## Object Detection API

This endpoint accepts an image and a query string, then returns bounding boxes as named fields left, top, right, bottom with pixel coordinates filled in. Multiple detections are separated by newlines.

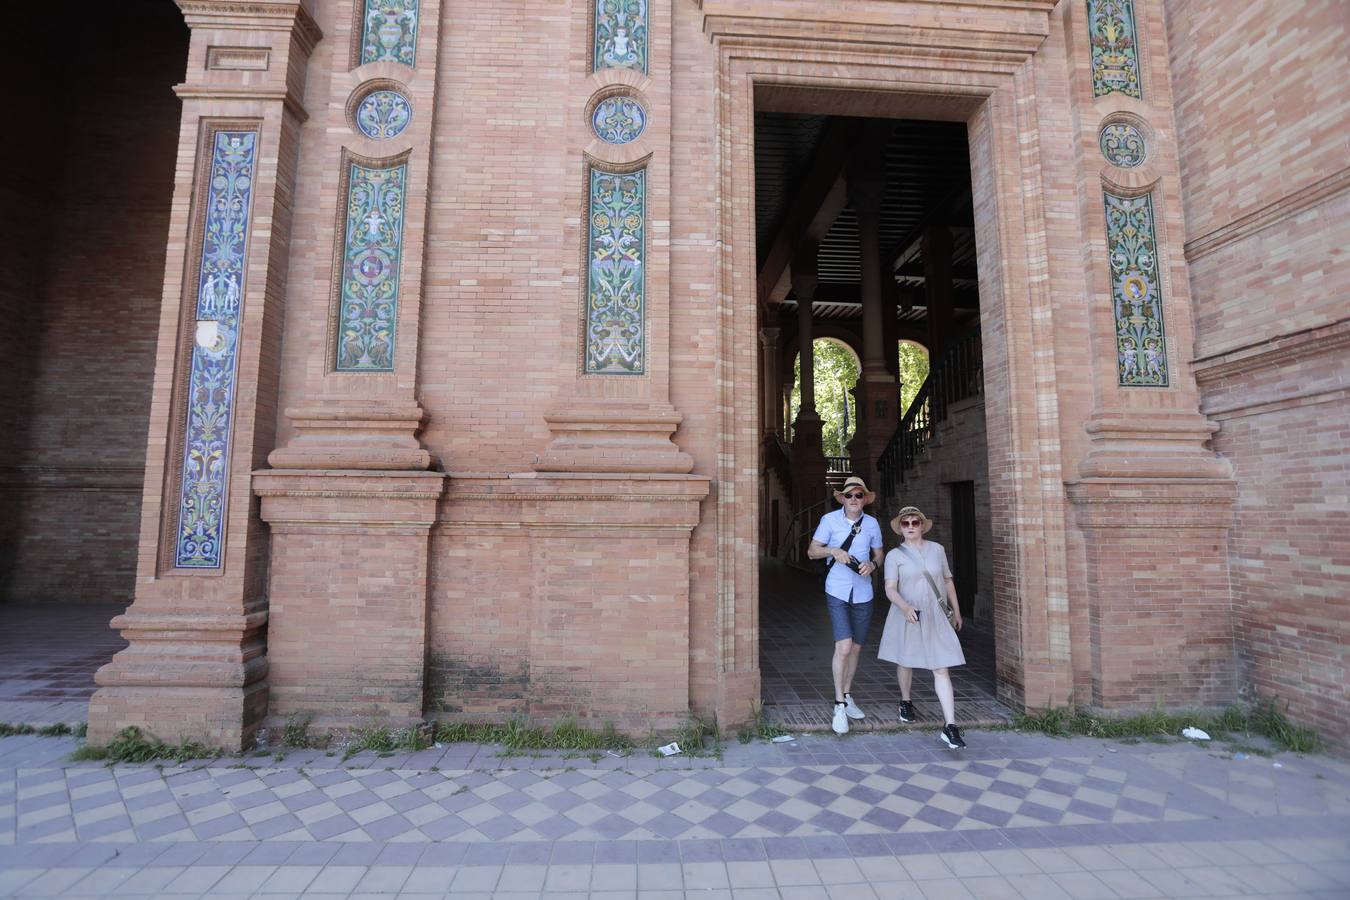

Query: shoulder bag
left=898, top=544, right=957, bottom=628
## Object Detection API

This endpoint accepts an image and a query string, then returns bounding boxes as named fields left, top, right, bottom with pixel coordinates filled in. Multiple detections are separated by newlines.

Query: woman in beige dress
left=877, top=505, right=967, bottom=749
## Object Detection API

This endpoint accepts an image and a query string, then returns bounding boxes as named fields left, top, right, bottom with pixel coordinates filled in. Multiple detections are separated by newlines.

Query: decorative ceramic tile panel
left=355, top=89, right=412, bottom=139
left=336, top=160, right=408, bottom=371
left=175, top=130, right=257, bottom=569
left=594, top=0, right=647, bottom=74
left=585, top=168, right=645, bottom=374
left=360, top=0, right=418, bottom=67
left=1087, top=0, right=1143, bottom=99
left=1099, top=122, right=1146, bottom=167
left=592, top=96, right=646, bottom=144
left=1104, top=191, right=1169, bottom=386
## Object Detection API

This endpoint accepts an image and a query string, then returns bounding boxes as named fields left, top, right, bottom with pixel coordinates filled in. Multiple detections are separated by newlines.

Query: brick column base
left=89, top=610, right=269, bottom=752
left=1067, top=478, right=1237, bottom=709
left=253, top=470, right=445, bottom=727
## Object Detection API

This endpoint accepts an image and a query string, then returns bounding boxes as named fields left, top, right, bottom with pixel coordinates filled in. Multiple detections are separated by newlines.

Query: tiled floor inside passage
left=0, top=603, right=127, bottom=725
left=759, top=557, right=1010, bottom=731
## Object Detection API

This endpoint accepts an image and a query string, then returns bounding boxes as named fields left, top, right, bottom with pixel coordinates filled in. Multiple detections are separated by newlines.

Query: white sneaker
left=843, top=693, right=865, bottom=720
left=831, top=703, right=849, bottom=734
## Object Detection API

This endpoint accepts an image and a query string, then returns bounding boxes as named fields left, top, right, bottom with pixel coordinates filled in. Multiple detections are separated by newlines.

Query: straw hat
left=890, top=505, right=934, bottom=535
left=832, top=476, right=875, bottom=505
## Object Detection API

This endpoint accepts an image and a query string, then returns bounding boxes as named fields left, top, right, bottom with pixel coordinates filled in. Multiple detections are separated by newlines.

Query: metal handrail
left=777, top=498, right=829, bottom=567
left=876, top=326, right=983, bottom=508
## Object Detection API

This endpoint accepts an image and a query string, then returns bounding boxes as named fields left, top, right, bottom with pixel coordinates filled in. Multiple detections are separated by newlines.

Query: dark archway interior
left=753, top=110, right=1006, bottom=729
left=0, top=0, right=188, bottom=719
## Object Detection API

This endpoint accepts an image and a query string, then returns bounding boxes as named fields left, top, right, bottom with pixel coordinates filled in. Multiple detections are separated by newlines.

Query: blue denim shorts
left=826, top=593, right=873, bottom=644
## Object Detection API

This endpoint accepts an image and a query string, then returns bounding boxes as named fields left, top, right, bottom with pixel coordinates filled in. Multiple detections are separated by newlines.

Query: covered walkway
left=0, top=603, right=126, bottom=726
left=759, top=558, right=1010, bottom=731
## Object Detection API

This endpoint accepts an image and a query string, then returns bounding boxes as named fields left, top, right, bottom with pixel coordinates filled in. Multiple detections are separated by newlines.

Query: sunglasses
left=843, top=492, right=865, bottom=500
left=900, top=519, right=923, bottom=528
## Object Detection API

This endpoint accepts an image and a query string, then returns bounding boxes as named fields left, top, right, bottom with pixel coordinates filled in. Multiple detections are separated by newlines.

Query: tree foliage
left=897, top=340, right=930, bottom=415
left=789, top=339, right=858, bottom=457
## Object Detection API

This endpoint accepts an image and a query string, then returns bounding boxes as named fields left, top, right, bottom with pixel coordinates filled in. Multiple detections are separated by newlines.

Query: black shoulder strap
left=827, top=516, right=864, bottom=569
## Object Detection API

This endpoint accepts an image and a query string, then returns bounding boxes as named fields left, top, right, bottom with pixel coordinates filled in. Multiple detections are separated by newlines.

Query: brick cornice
left=699, top=0, right=1055, bottom=63
left=176, top=0, right=322, bottom=54
left=1191, top=317, right=1350, bottom=383
left=1183, top=166, right=1350, bottom=263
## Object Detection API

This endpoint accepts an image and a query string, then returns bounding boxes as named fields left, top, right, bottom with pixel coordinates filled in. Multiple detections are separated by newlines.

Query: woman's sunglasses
left=899, top=519, right=923, bottom=528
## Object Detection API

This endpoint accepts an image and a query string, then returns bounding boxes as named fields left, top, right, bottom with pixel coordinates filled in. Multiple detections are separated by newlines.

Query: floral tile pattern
left=1099, top=122, right=1146, bottom=168
left=175, top=130, right=257, bottom=569
left=355, top=89, right=412, bottom=140
left=336, top=160, right=408, bottom=371
left=594, top=0, right=647, bottom=74
left=1104, top=191, right=1169, bottom=386
left=361, top=0, right=418, bottom=68
left=1087, top=0, right=1143, bottom=99
left=585, top=168, right=646, bottom=374
left=592, top=96, right=646, bottom=145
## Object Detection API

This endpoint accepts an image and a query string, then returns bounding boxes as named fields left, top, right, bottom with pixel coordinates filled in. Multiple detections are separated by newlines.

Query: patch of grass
left=433, top=717, right=634, bottom=756
left=68, top=726, right=223, bottom=764
left=342, top=722, right=435, bottom=760
left=670, top=716, right=722, bottom=759
left=0, top=722, right=87, bottom=738
left=1014, top=698, right=1322, bottom=754
left=282, top=715, right=330, bottom=750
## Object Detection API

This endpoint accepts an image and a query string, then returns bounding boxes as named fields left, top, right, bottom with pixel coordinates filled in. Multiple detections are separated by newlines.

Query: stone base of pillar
left=434, top=473, right=710, bottom=732
left=792, top=414, right=827, bottom=510
left=715, top=669, right=762, bottom=730
left=533, top=406, right=694, bottom=474
left=267, top=406, right=432, bottom=470
left=853, top=368, right=898, bottom=488
left=89, top=609, right=269, bottom=752
left=253, top=470, right=445, bottom=725
left=1067, top=477, right=1237, bottom=709
left=1080, top=411, right=1232, bottom=480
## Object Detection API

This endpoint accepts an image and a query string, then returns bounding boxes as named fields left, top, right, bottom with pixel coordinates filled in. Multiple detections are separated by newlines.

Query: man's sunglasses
left=843, top=492, right=865, bottom=500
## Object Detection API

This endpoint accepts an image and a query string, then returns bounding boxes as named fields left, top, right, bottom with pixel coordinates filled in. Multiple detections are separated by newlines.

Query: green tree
left=897, top=340, right=930, bottom=415
left=789, top=339, right=859, bottom=457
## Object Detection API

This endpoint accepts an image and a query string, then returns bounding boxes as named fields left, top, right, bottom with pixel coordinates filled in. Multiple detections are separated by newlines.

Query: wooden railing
left=876, top=326, right=983, bottom=507
left=825, top=456, right=852, bottom=473
left=777, top=498, right=828, bottom=568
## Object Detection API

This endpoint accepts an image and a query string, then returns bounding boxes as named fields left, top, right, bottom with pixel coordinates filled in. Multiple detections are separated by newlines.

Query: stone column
left=759, top=327, right=781, bottom=438
left=90, top=0, right=322, bottom=751
left=849, top=155, right=898, bottom=488
left=791, top=245, right=827, bottom=510
left=923, top=226, right=955, bottom=362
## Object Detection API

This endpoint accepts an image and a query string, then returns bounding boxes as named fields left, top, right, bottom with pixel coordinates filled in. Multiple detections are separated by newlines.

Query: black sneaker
left=941, top=723, right=966, bottom=749
left=898, top=701, right=916, bottom=723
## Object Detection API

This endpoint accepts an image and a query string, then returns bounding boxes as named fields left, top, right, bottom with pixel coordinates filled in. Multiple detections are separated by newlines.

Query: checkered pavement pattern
left=3, top=750, right=1338, bottom=848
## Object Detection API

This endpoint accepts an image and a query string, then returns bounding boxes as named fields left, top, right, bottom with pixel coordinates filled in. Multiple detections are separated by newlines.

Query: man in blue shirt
left=808, top=476, right=885, bottom=734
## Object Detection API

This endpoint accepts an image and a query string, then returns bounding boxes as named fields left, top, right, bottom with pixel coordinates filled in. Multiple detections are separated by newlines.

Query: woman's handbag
left=899, top=544, right=957, bottom=628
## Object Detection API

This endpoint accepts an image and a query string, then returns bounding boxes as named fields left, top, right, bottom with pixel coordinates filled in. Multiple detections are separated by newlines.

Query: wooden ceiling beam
left=757, top=118, right=865, bottom=305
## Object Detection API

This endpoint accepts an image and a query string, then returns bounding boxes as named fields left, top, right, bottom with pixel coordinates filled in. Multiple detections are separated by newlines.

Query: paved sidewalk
left=2, top=729, right=1349, bottom=898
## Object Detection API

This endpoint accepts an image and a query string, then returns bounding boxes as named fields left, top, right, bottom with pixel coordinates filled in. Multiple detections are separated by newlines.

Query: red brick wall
left=0, top=3, right=186, bottom=603
left=1166, top=0, right=1350, bottom=745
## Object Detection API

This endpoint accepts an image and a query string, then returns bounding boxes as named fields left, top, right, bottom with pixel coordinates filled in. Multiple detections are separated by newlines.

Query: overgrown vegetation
left=669, top=716, right=722, bottom=758
left=1014, top=699, right=1321, bottom=754
left=432, top=717, right=634, bottom=756
left=738, top=701, right=789, bottom=744
left=0, top=722, right=84, bottom=737
left=68, top=726, right=222, bottom=764
left=281, top=714, right=331, bottom=750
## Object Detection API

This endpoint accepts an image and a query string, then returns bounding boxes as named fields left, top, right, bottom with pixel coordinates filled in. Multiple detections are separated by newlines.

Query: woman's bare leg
left=934, top=667, right=956, bottom=724
left=896, top=666, right=913, bottom=700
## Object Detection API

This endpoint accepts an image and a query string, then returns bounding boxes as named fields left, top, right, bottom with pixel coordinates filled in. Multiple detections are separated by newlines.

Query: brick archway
left=708, top=8, right=1078, bottom=723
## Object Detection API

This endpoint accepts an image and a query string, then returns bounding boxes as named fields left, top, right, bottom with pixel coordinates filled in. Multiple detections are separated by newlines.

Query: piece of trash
left=1105, top=746, right=1118, bottom=753
left=1233, top=751, right=1248, bottom=760
left=1181, top=727, right=1211, bottom=741
left=771, top=735, right=795, bottom=743
left=658, top=742, right=682, bottom=756
left=434, top=743, right=444, bottom=749
left=1272, top=762, right=1283, bottom=768
left=606, top=749, right=626, bottom=758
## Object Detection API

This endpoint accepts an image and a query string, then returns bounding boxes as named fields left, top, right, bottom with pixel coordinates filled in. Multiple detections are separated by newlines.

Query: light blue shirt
left=812, top=509, right=884, bottom=603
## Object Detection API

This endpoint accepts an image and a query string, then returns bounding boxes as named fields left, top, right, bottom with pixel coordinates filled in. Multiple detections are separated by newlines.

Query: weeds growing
left=1014, top=699, right=1321, bottom=754
left=68, top=726, right=223, bottom=764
